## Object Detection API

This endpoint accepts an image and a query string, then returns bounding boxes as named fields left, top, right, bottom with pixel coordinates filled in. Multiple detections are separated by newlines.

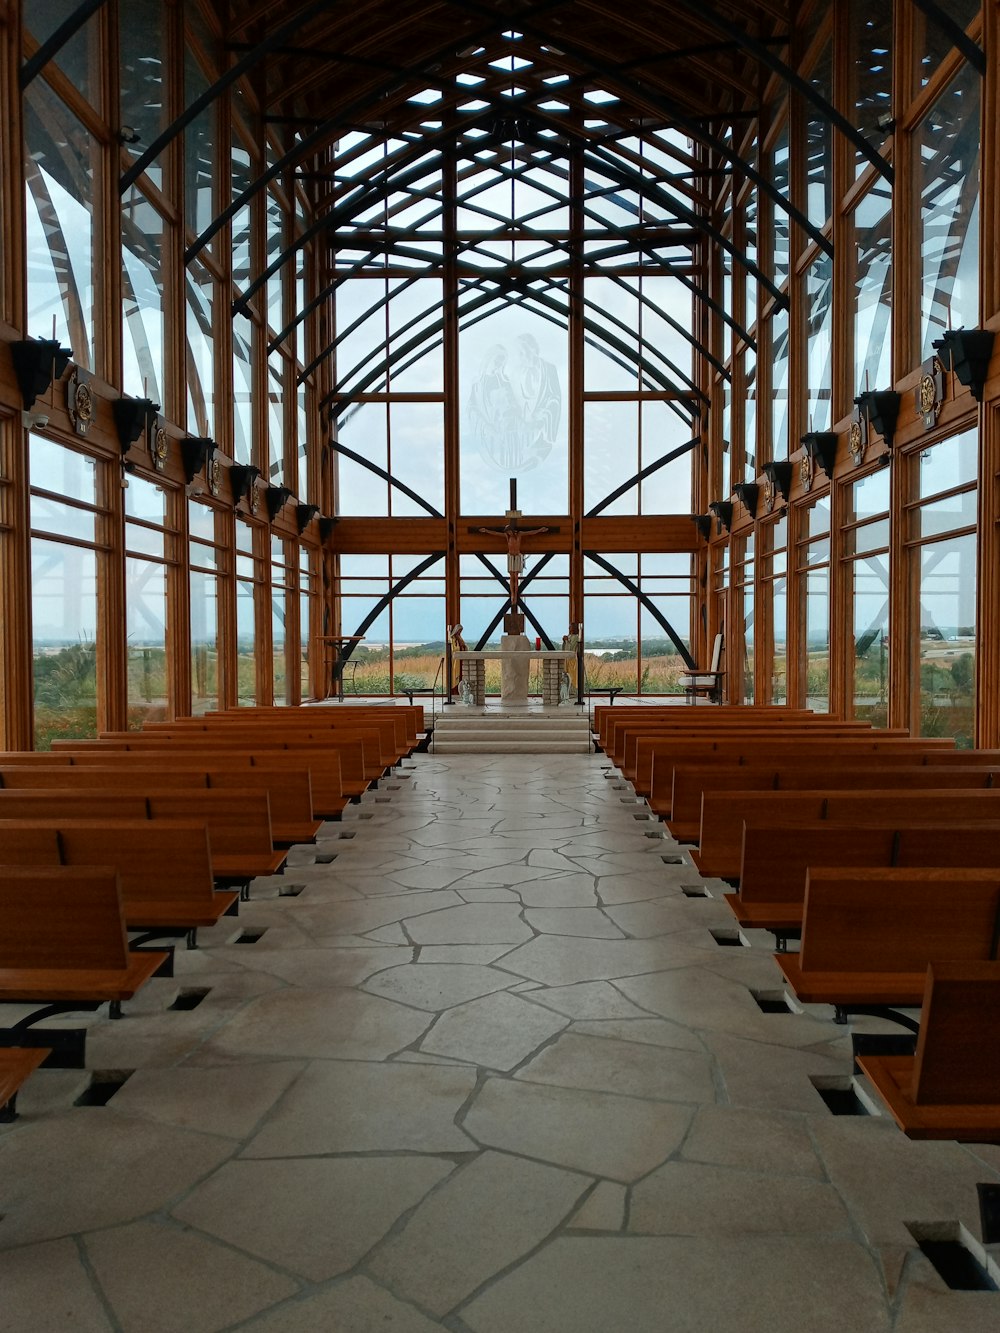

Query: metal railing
left=429, top=655, right=445, bottom=751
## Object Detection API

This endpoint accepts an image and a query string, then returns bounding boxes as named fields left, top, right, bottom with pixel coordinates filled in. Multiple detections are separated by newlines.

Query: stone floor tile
left=234, top=945, right=413, bottom=987
left=496, top=935, right=709, bottom=986
left=403, top=903, right=533, bottom=945
left=567, top=1181, right=627, bottom=1232
left=808, top=1117, right=1000, bottom=1246
left=603, top=898, right=732, bottom=938
left=458, top=888, right=522, bottom=902
left=175, top=1155, right=452, bottom=1281
left=0, top=1237, right=113, bottom=1331
left=515, top=875, right=600, bottom=908
left=463, top=1076, right=691, bottom=1182
left=242, top=1059, right=477, bottom=1156
left=458, top=863, right=565, bottom=887
left=364, top=923, right=411, bottom=943
left=892, top=1255, right=1000, bottom=1332
left=567, top=1017, right=705, bottom=1052
left=199, top=986, right=430, bottom=1060
left=104, top=1061, right=305, bottom=1139
left=414, top=944, right=519, bottom=965
left=515, top=1031, right=715, bottom=1103
left=520, top=980, right=652, bottom=1020
left=369, top=1150, right=588, bottom=1315
left=614, top=966, right=841, bottom=1048
left=460, top=1236, right=891, bottom=1333
left=680, top=1104, right=825, bottom=1178
left=362, top=962, right=519, bottom=1010
left=593, top=873, right=679, bottom=905
left=237, top=1277, right=447, bottom=1332
left=385, top=864, right=474, bottom=890
left=420, top=991, right=569, bottom=1069
left=700, top=1031, right=846, bottom=1114
left=523, top=907, right=624, bottom=938
left=297, top=889, right=465, bottom=938
left=0, top=1111, right=232, bottom=1247
left=629, top=1160, right=850, bottom=1236
left=84, top=1219, right=297, bottom=1333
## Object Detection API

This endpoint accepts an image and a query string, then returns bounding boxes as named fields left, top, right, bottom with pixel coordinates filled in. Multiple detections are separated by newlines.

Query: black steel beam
left=331, top=439, right=443, bottom=518
left=583, top=551, right=696, bottom=669
left=341, top=553, right=446, bottom=665
left=586, top=437, right=699, bottom=517
left=21, top=0, right=107, bottom=87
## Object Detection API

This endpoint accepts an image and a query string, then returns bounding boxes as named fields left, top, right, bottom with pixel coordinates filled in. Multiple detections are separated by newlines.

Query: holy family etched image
left=468, top=332, right=561, bottom=474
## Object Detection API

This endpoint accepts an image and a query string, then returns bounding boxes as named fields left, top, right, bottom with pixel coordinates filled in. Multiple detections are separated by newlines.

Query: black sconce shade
left=113, top=397, right=159, bottom=453
left=801, top=431, right=838, bottom=479
left=854, top=390, right=901, bottom=448
left=295, top=504, right=320, bottom=534
left=933, top=328, right=996, bottom=402
left=762, top=460, right=794, bottom=502
left=230, top=464, right=261, bottom=504
left=693, top=513, right=712, bottom=541
left=319, top=516, right=338, bottom=542
left=265, top=485, right=294, bottom=522
left=708, top=500, right=733, bottom=533
left=11, top=339, right=72, bottom=409
left=733, top=482, right=759, bottom=519
left=182, top=437, right=215, bottom=484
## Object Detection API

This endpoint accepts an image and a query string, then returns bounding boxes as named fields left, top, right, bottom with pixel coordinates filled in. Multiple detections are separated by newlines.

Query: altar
left=454, top=646, right=576, bottom=707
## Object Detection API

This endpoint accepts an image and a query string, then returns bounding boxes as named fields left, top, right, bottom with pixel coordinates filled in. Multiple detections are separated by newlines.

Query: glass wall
left=844, top=469, right=891, bottom=725
left=28, top=436, right=103, bottom=747
left=189, top=502, right=222, bottom=716
left=125, top=475, right=173, bottom=727
left=797, top=495, right=831, bottom=713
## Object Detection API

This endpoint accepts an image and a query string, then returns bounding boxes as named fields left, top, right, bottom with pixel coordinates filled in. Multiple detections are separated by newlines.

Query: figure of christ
left=474, top=521, right=550, bottom=612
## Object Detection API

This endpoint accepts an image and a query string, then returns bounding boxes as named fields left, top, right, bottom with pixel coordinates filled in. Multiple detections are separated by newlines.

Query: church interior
left=3, top=1, right=1000, bottom=1328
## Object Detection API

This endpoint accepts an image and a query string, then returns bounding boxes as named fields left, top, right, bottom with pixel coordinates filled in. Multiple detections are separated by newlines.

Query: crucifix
left=475, top=478, right=550, bottom=624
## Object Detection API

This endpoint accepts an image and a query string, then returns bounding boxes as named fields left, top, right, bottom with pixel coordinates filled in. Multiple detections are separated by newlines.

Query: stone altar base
left=500, top=634, right=531, bottom=706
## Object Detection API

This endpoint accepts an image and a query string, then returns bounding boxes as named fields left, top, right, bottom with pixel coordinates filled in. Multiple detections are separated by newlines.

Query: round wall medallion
left=151, top=424, right=169, bottom=471
left=67, top=371, right=94, bottom=436
left=848, top=417, right=865, bottom=467
left=208, top=455, right=222, bottom=497
left=762, top=475, right=777, bottom=513
left=799, top=451, right=814, bottom=493
left=248, top=481, right=261, bottom=514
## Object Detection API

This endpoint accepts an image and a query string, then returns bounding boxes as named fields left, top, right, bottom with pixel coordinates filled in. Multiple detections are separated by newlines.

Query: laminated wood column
left=568, top=147, right=584, bottom=630
left=443, top=148, right=460, bottom=633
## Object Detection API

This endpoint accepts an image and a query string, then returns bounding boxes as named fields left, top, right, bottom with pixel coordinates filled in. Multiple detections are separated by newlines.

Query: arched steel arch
left=340, top=551, right=446, bottom=667
left=172, top=19, right=836, bottom=268
left=583, top=551, right=696, bottom=668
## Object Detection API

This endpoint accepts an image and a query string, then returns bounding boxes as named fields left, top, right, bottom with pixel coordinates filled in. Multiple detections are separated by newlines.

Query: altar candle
left=535, top=636, right=541, bottom=650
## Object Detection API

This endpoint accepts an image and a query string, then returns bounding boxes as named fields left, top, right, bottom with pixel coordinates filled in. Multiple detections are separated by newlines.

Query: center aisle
left=3, top=752, right=999, bottom=1331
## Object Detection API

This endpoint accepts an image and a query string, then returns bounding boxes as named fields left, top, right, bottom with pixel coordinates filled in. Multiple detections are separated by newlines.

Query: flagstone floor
left=3, top=752, right=1000, bottom=1332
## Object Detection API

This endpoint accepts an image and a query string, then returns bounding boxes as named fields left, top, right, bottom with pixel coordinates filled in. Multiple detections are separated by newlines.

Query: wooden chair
left=857, top=963, right=1000, bottom=1141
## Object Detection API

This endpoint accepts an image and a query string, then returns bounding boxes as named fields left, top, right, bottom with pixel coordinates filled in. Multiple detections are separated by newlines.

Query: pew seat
left=857, top=963, right=1000, bottom=1141
left=0, top=1047, right=50, bottom=1122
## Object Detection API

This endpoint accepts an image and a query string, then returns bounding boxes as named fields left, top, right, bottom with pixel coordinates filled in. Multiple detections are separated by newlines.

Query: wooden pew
left=726, top=822, right=1000, bottom=939
left=693, top=789, right=1000, bottom=880
left=0, top=763, right=318, bottom=846
left=57, top=733, right=374, bottom=796
left=857, top=963, right=1000, bottom=1141
left=593, top=704, right=813, bottom=754
left=0, top=774, right=285, bottom=890
left=0, top=865, right=170, bottom=1066
left=0, top=819, right=240, bottom=947
left=775, top=867, right=1000, bottom=1012
left=642, top=735, right=954, bottom=805
left=32, top=747, right=349, bottom=820
left=0, top=1048, right=50, bottom=1122
left=206, top=703, right=424, bottom=747
left=664, top=755, right=1000, bottom=834
left=123, top=717, right=403, bottom=770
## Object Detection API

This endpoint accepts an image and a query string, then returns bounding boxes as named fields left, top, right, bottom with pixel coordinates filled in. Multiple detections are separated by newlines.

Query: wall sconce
left=708, top=500, right=733, bottom=534
left=692, top=514, right=712, bottom=541
left=854, top=389, right=901, bottom=449
left=762, top=460, right=793, bottom=505
left=319, top=516, right=338, bottom=542
left=182, top=437, right=215, bottom=484
left=113, top=396, right=159, bottom=461
left=295, top=503, right=320, bottom=534
left=265, top=484, right=294, bottom=522
left=801, top=431, right=838, bottom=480
left=932, top=328, right=996, bottom=403
left=230, top=464, right=261, bottom=504
left=10, top=339, right=72, bottom=409
left=732, top=482, right=759, bottom=519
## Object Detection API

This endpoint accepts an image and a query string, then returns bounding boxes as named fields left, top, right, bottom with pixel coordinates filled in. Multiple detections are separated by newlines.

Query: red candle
left=535, top=636, right=541, bottom=650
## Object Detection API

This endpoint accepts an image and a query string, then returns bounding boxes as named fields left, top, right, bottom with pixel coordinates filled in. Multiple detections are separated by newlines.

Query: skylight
left=458, top=100, right=490, bottom=112
left=584, top=89, right=618, bottom=105
left=407, top=88, right=442, bottom=105
left=456, top=72, right=485, bottom=86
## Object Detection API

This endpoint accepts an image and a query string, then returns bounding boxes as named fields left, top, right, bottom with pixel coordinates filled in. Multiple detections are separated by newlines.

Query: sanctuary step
left=431, top=708, right=593, bottom=754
